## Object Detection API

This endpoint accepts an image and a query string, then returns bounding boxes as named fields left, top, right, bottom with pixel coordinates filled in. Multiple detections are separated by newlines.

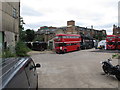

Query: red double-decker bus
left=106, top=35, right=117, bottom=50
left=117, top=35, right=120, bottom=50
left=54, top=34, right=81, bottom=53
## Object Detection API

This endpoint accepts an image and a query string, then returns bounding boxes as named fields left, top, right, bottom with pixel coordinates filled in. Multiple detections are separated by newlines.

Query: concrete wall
left=4, top=31, right=16, bottom=52
left=0, top=2, right=20, bottom=52
left=0, top=1, right=2, bottom=32
left=0, top=32, right=3, bottom=57
left=2, top=2, right=20, bottom=34
left=118, top=1, right=120, bottom=26
left=0, top=1, right=2, bottom=57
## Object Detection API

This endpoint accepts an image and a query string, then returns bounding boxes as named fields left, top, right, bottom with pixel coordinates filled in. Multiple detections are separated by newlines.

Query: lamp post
left=45, top=29, right=50, bottom=42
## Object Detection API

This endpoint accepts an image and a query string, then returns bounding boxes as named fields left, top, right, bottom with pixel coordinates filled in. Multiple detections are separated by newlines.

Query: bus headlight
left=60, top=47, right=62, bottom=50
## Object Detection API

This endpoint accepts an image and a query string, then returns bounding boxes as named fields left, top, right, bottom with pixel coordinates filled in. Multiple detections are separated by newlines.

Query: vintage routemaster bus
left=106, top=35, right=117, bottom=50
left=54, top=34, right=81, bottom=53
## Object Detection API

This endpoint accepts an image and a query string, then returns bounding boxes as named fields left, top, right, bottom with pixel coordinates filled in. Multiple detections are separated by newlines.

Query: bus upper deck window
left=55, top=36, right=59, bottom=38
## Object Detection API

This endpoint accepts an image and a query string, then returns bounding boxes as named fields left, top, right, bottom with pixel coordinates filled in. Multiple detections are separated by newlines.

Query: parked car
left=1, top=57, right=41, bottom=89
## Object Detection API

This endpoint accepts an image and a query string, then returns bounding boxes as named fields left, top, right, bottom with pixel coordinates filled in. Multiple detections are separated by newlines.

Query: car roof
left=0, top=57, right=32, bottom=88
left=107, top=35, right=116, bottom=37
left=56, top=34, right=80, bottom=36
left=99, top=40, right=106, bottom=42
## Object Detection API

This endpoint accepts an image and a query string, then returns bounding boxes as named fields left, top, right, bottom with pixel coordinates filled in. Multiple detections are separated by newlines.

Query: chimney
left=67, top=20, right=75, bottom=26
left=91, top=25, right=93, bottom=29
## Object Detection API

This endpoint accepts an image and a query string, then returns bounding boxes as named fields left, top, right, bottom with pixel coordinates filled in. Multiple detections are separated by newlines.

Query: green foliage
left=94, top=35, right=99, bottom=40
left=20, top=30, right=26, bottom=42
left=93, top=33, right=106, bottom=41
left=19, top=17, right=25, bottom=41
left=34, top=35, right=44, bottom=42
left=25, top=29, right=35, bottom=42
left=16, top=41, right=31, bottom=57
left=112, top=54, right=120, bottom=59
left=3, top=49, right=16, bottom=58
left=19, top=27, right=35, bottom=42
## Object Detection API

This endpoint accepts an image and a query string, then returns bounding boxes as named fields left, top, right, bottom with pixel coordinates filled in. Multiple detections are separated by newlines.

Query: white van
left=97, top=40, right=106, bottom=49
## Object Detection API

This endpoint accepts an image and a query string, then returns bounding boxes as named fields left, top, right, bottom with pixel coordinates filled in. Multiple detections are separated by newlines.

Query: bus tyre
left=63, top=49, right=66, bottom=54
left=65, top=49, right=67, bottom=53
left=56, top=51, right=59, bottom=54
left=77, top=47, right=80, bottom=51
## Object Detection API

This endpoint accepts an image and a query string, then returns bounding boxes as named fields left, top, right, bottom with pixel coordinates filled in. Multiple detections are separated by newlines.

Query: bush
left=16, top=41, right=31, bottom=57
left=3, top=49, right=16, bottom=58
left=112, top=54, right=120, bottom=59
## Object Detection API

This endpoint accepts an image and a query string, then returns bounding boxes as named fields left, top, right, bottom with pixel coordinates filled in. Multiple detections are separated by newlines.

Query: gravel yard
left=30, top=49, right=119, bottom=88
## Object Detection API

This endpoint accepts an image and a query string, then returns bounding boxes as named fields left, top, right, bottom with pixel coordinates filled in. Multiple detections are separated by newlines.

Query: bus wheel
left=77, top=47, right=80, bottom=51
left=56, top=51, right=59, bottom=54
left=63, top=49, right=67, bottom=54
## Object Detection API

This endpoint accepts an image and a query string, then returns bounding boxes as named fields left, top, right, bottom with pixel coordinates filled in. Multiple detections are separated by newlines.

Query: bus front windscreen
left=55, top=43, right=66, bottom=47
left=55, top=36, right=62, bottom=39
left=107, top=42, right=116, bottom=45
left=107, top=37, right=115, bottom=39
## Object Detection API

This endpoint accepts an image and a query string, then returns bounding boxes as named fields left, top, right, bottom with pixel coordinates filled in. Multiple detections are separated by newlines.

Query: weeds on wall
left=2, top=49, right=16, bottom=58
left=15, top=41, right=31, bottom=57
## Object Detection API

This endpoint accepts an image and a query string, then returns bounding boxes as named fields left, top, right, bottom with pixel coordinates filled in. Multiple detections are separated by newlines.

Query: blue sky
left=21, top=0, right=119, bottom=35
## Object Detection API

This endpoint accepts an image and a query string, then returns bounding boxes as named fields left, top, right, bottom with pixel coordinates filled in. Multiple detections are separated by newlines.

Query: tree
left=93, top=33, right=106, bottom=41
left=93, top=35, right=98, bottom=40
left=25, top=29, right=35, bottom=42
left=19, top=17, right=26, bottom=41
left=34, top=35, right=44, bottom=42
left=19, top=17, right=35, bottom=42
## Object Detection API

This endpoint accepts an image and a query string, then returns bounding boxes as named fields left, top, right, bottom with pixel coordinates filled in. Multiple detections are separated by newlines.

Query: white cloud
left=21, top=0, right=119, bottom=35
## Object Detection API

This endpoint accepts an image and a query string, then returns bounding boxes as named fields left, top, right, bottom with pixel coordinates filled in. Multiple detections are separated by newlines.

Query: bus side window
left=63, top=43, right=66, bottom=46
left=63, top=36, right=66, bottom=38
left=67, top=44, right=71, bottom=46
left=71, top=43, right=74, bottom=46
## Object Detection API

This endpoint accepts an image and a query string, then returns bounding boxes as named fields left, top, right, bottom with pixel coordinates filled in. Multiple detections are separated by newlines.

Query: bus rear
left=106, top=35, right=117, bottom=50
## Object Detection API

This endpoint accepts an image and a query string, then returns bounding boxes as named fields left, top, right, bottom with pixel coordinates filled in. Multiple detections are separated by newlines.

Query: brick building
left=65, top=20, right=106, bottom=40
left=66, top=20, right=77, bottom=34
left=36, top=26, right=57, bottom=42
left=36, top=20, right=107, bottom=42
left=113, top=25, right=120, bottom=35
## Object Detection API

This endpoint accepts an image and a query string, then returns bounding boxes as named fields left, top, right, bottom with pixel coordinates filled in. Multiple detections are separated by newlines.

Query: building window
left=4, top=42, right=7, bottom=50
left=13, top=8, right=17, bottom=18
left=15, top=35, right=17, bottom=41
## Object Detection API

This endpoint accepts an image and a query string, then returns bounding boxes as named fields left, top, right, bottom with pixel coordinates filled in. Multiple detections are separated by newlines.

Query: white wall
left=4, top=31, right=16, bottom=52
